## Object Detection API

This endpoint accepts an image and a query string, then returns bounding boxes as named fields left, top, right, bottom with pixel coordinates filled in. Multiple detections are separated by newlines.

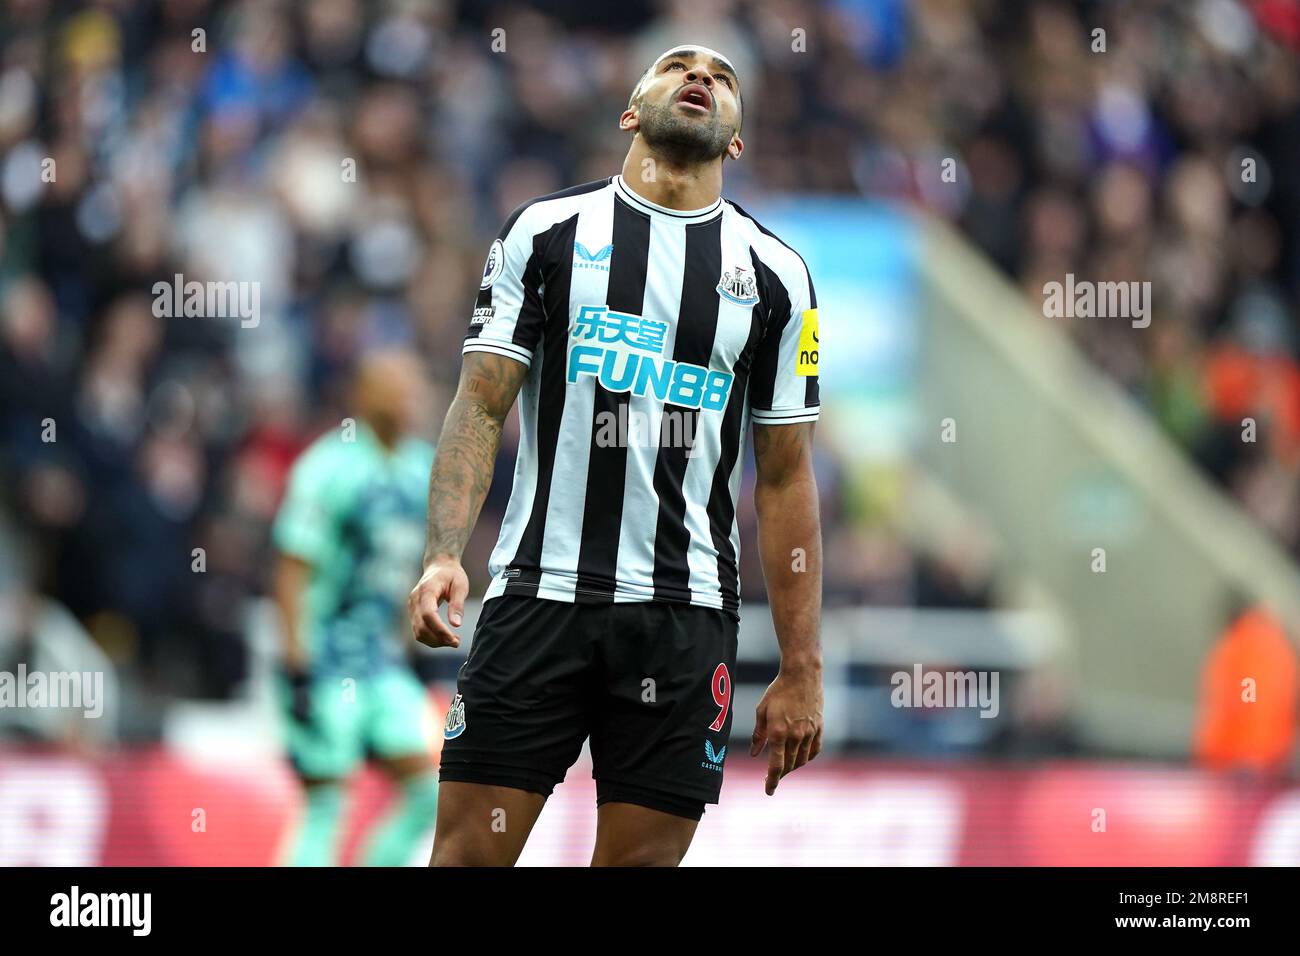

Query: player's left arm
left=750, top=419, right=823, bottom=795
left=747, top=248, right=823, bottom=795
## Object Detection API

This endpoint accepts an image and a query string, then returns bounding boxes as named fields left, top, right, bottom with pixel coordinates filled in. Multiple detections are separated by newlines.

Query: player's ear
left=727, top=133, right=744, bottom=161
left=619, top=107, right=640, bottom=133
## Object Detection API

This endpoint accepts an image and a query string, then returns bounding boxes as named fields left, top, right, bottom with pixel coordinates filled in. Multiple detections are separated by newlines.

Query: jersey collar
left=613, top=175, right=723, bottom=224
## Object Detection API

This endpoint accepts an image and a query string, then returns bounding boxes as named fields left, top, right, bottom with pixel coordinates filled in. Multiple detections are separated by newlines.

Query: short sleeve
left=272, top=445, right=339, bottom=564
left=748, top=257, right=820, bottom=425
left=462, top=207, right=544, bottom=368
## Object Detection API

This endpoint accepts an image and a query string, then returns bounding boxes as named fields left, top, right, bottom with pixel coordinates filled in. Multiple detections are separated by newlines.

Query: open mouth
left=676, top=85, right=712, bottom=114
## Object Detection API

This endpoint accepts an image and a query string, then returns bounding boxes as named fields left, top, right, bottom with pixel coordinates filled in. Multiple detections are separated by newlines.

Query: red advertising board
left=1, top=748, right=1296, bottom=866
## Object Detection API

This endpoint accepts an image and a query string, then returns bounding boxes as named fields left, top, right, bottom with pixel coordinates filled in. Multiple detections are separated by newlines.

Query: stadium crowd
left=1, top=0, right=1297, bottom=733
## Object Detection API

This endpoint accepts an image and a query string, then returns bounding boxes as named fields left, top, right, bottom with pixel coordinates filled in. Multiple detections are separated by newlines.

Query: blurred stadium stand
left=918, top=216, right=1300, bottom=756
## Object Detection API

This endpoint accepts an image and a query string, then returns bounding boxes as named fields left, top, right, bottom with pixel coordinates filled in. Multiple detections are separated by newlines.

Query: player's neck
left=620, top=145, right=722, bottom=212
left=363, top=418, right=401, bottom=453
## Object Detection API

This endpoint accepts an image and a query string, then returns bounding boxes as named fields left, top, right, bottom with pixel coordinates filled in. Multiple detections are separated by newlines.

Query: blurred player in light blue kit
left=271, top=349, right=439, bottom=866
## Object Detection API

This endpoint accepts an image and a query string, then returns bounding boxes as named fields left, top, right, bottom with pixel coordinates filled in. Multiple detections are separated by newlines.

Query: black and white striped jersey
left=463, top=174, right=820, bottom=617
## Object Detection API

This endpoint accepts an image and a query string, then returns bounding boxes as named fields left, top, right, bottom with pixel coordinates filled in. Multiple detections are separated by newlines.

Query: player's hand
left=282, top=666, right=314, bottom=725
left=408, top=557, right=469, bottom=649
left=750, top=663, right=823, bottom=795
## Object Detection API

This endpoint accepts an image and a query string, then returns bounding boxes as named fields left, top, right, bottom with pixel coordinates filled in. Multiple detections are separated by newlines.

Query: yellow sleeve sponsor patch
left=796, top=308, right=819, bottom=376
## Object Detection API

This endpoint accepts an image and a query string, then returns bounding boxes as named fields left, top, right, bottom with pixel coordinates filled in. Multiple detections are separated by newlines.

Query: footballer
left=273, top=350, right=440, bottom=866
left=409, top=45, right=823, bottom=866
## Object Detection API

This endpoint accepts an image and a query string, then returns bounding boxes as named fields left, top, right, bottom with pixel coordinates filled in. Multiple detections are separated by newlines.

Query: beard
left=636, top=98, right=735, bottom=165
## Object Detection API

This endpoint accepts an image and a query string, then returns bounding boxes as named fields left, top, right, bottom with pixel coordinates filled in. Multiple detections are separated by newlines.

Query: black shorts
left=438, top=595, right=739, bottom=821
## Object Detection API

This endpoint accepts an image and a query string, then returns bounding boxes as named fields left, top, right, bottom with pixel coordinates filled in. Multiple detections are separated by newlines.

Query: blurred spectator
left=0, top=527, right=118, bottom=747
left=1193, top=602, right=1299, bottom=774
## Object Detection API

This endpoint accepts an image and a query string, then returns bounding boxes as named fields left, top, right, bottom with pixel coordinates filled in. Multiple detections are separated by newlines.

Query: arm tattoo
left=423, top=353, right=528, bottom=564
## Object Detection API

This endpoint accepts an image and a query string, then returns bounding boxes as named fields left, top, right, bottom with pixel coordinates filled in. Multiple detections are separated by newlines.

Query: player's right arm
left=410, top=203, right=543, bottom=649
left=272, top=553, right=311, bottom=672
left=271, top=552, right=316, bottom=723
left=272, top=443, right=340, bottom=721
left=408, top=351, right=528, bottom=648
